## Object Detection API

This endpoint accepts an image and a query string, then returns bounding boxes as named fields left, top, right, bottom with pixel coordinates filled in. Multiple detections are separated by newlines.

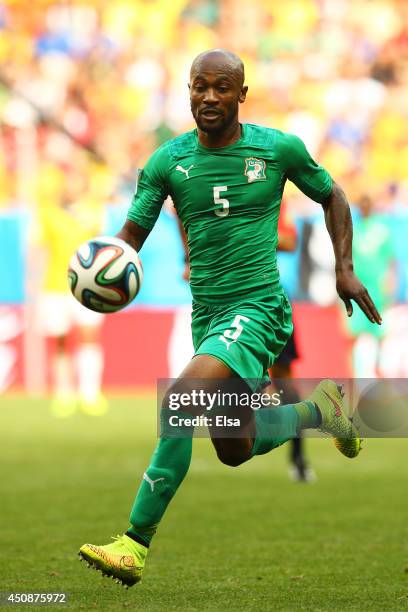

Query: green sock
left=128, top=409, right=193, bottom=546
left=294, top=400, right=321, bottom=429
left=251, top=401, right=319, bottom=457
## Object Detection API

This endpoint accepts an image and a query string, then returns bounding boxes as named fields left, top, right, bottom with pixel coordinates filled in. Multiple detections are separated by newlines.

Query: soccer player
left=346, top=194, right=394, bottom=377
left=37, top=182, right=107, bottom=417
left=79, top=49, right=381, bottom=586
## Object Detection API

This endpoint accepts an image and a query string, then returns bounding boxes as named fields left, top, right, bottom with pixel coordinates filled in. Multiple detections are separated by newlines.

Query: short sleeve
left=127, top=145, right=170, bottom=230
left=277, top=133, right=333, bottom=204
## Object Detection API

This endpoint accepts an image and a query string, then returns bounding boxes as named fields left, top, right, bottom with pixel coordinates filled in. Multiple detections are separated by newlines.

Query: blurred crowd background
left=0, top=0, right=407, bottom=397
left=1, top=0, right=408, bottom=207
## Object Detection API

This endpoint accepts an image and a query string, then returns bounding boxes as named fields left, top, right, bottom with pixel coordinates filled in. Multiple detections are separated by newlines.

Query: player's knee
left=162, top=381, right=193, bottom=413
left=216, top=448, right=248, bottom=467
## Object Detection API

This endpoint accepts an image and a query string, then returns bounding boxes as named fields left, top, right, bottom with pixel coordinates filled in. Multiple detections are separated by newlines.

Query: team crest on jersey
left=244, top=158, right=266, bottom=183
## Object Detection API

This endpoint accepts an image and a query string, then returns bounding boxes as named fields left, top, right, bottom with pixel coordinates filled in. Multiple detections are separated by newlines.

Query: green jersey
left=128, top=123, right=332, bottom=304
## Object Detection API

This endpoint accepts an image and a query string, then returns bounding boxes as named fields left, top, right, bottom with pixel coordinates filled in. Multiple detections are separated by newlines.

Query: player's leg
left=79, top=353, right=238, bottom=586
left=270, top=362, right=306, bottom=475
left=352, top=332, right=380, bottom=378
left=37, top=293, right=76, bottom=417
left=50, top=335, right=77, bottom=417
left=197, top=294, right=360, bottom=466
left=73, top=301, right=107, bottom=416
left=270, top=357, right=315, bottom=482
left=193, top=294, right=319, bottom=466
left=78, top=350, right=322, bottom=586
left=348, top=305, right=383, bottom=378
left=167, top=305, right=194, bottom=378
left=209, top=378, right=320, bottom=467
left=209, top=377, right=361, bottom=468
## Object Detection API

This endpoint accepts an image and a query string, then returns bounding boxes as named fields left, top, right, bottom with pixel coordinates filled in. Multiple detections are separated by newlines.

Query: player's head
left=358, top=194, right=374, bottom=218
left=189, top=49, right=248, bottom=134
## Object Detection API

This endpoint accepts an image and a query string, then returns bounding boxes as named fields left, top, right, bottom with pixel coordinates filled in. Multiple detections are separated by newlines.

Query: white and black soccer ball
left=68, top=236, right=143, bottom=313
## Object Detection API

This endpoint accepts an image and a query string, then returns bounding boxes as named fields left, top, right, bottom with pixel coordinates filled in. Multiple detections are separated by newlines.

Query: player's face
left=189, top=65, right=247, bottom=134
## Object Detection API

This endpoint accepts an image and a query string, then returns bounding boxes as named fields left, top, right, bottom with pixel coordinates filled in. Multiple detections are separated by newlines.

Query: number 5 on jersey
left=219, top=314, right=250, bottom=349
left=213, top=186, right=229, bottom=217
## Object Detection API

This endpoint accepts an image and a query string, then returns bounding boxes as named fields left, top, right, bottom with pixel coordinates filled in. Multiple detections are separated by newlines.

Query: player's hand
left=336, top=270, right=382, bottom=324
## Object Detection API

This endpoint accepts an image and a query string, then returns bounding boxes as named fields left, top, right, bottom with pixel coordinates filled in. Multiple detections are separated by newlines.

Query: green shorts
left=191, top=286, right=293, bottom=391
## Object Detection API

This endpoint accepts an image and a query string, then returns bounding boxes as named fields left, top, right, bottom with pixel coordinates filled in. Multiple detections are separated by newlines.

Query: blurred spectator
left=0, top=0, right=407, bottom=215
left=36, top=175, right=108, bottom=417
left=346, top=194, right=394, bottom=378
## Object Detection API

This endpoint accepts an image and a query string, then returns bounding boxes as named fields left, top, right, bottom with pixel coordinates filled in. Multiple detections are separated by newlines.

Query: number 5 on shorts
left=219, top=314, right=250, bottom=349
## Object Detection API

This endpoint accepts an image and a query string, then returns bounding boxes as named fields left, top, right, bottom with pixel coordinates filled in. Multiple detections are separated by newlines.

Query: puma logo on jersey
left=176, top=164, right=194, bottom=179
left=143, top=472, right=165, bottom=492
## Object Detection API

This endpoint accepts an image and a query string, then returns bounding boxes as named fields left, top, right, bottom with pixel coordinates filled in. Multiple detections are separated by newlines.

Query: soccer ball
left=68, top=236, right=143, bottom=313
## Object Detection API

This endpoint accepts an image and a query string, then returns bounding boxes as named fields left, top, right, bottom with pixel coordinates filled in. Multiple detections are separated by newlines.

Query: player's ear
left=239, top=85, right=248, bottom=103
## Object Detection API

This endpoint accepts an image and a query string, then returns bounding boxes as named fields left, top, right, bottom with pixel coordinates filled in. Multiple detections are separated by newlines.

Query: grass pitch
left=1, top=394, right=408, bottom=611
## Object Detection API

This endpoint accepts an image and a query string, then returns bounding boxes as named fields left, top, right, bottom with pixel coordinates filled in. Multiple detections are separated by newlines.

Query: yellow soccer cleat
left=79, top=393, right=109, bottom=417
left=79, top=535, right=147, bottom=587
left=50, top=395, right=77, bottom=418
left=308, top=379, right=362, bottom=458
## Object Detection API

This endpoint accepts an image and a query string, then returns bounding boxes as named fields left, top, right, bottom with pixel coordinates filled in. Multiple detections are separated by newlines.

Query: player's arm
left=322, top=182, right=381, bottom=324
left=116, top=147, right=170, bottom=252
left=116, top=220, right=150, bottom=252
left=280, top=133, right=381, bottom=324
